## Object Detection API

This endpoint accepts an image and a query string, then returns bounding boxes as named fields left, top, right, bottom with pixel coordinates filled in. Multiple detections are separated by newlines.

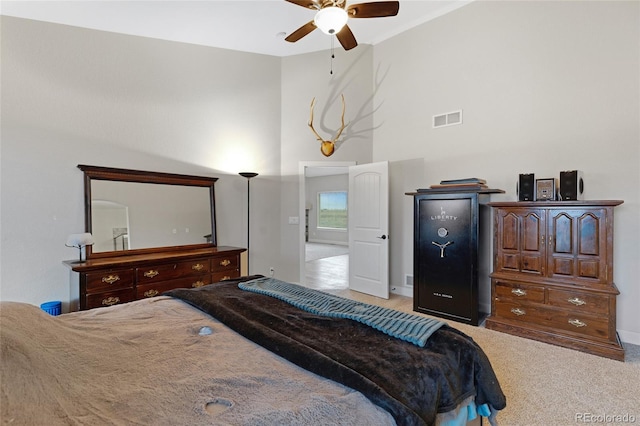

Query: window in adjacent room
left=317, top=191, right=347, bottom=230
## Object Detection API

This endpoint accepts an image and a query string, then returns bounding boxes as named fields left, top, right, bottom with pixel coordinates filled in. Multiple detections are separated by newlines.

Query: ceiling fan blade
left=284, top=0, right=321, bottom=10
left=347, top=1, right=400, bottom=18
left=336, top=24, right=358, bottom=51
left=285, top=21, right=317, bottom=43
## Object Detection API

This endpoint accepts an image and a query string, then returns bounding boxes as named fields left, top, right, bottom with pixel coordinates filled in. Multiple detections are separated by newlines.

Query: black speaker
left=518, top=173, right=535, bottom=201
left=559, top=170, right=584, bottom=201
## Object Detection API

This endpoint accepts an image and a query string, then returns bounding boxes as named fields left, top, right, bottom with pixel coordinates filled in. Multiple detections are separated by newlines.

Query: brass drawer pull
left=192, top=281, right=206, bottom=288
left=510, top=308, right=526, bottom=316
left=102, top=275, right=120, bottom=285
left=568, top=319, right=587, bottom=328
left=144, top=270, right=159, bottom=278
left=219, top=259, right=231, bottom=267
left=144, top=289, right=159, bottom=298
left=568, top=297, right=586, bottom=306
left=220, top=276, right=231, bottom=281
left=102, top=296, right=120, bottom=306
left=192, top=263, right=205, bottom=271
left=511, top=288, right=527, bottom=297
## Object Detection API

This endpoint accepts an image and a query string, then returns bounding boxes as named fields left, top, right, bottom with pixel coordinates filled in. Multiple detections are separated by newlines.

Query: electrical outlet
left=269, top=267, right=274, bottom=277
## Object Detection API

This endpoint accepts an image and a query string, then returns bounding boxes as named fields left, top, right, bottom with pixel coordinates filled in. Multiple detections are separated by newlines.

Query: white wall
left=0, top=17, right=283, bottom=310
left=372, top=1, right=640, bottom=343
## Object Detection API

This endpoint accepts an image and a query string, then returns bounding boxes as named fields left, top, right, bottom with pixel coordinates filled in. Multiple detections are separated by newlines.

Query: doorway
left=299, top=161, right=355, bottom=289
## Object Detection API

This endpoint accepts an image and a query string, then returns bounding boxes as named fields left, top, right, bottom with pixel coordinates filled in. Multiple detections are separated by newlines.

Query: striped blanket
left=239, top=277, right=445, bottom=347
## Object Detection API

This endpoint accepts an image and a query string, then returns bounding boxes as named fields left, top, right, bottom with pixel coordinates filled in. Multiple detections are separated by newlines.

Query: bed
left=1, top=276, right=505, bottom=425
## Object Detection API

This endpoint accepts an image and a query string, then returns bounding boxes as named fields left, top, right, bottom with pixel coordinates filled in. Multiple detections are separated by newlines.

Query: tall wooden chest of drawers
left=66, top=246, right=245, bottom=310
left=485, top=201, right=624, bottom=361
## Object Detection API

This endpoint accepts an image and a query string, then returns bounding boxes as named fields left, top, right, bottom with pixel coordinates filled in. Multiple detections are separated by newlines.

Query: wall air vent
left=433, top=110, right=463, bottom=128
left=405, top=274, right=414, bottom=287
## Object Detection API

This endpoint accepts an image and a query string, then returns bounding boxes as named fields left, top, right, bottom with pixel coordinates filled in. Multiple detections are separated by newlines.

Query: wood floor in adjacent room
left=305, top=243, right=348, bottom=291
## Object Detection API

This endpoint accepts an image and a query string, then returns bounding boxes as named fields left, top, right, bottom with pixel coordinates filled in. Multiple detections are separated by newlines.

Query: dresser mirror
left=79, top=165, right=217, bottom=259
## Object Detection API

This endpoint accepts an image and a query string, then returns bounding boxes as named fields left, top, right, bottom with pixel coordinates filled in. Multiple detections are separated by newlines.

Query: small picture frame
left=536, top=178, right=556, bottom=201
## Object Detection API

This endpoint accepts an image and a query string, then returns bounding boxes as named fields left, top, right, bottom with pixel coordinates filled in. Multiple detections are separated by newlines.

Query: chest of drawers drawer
left=137, top=258, right=210, bottom=284
left=211, top=270, right=240, bottom=282
left=547, top=288, right=609, bottom=316
left=211, top=255, right=239, bottom=272
left=136, top=275, right=213, bottom=299
left=85, top=288, right=136, bottom=309
left=85, top=269, right=134, bottom=293
left=494, top=281, right=544, bottom=303
left=494, top=300, right=611, bottom=341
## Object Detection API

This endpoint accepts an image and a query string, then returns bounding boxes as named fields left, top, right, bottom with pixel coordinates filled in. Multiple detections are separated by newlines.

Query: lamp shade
left=65, top=233, right=95, bottom=248
left=314, top=7, right=348, bottom=35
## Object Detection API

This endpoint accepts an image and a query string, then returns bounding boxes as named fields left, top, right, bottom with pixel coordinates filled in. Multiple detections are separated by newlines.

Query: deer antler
left=309, top=94, right=347, bottom=157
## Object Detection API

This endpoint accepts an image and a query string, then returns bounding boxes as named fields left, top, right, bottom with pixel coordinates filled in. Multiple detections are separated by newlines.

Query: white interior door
left=348, top=161, right=389, bottom=299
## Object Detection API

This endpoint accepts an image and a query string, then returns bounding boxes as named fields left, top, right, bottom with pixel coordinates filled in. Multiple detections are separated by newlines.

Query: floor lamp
left=239, top=172, right=258, bottom=274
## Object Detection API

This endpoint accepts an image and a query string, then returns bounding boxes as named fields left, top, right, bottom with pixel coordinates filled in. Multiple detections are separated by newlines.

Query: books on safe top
left=438, top=178, right=487, bottom=185
left=428, top=183, right=488, bottom=189
left=415, top=177, right=490, bottom=192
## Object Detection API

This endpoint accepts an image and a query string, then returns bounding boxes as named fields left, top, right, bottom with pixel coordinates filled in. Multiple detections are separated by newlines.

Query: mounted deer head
left=309, top=94, right=348, bottom=157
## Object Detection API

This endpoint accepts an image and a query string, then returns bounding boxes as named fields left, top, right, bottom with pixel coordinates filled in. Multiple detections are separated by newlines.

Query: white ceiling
left=1, top=0, right=471, bottom=57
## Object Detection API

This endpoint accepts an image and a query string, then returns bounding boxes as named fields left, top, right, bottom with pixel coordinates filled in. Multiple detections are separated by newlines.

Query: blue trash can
left=40, top=301, right=62, bottom=316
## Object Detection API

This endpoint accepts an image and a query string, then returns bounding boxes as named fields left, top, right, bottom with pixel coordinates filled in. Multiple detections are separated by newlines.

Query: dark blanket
left=166, top=276, right=506, bottom=426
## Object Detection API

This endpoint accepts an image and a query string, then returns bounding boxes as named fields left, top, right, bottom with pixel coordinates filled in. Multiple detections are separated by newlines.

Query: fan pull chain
left=330, top=37, right=335, bottom=75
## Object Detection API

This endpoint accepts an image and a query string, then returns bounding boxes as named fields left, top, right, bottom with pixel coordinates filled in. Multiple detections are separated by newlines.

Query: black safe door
left=414, top=195, right=478, bottom=324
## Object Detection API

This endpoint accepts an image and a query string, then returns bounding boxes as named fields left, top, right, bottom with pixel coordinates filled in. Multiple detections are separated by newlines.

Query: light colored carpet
left=325, top=289, right=640, bottom=426
left=305, top=243, right=349, bottom=262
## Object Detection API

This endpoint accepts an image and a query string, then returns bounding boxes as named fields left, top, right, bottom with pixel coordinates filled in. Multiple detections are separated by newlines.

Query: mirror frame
left=78, top=164, right=217, bottom=259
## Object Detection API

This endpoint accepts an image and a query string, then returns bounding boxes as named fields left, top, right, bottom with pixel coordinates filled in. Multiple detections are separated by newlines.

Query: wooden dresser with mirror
left=65, top=165, right=245, bottom=311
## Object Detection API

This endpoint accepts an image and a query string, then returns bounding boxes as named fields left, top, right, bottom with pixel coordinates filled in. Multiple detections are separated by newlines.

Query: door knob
left=377, top=235, right=387, bottom=240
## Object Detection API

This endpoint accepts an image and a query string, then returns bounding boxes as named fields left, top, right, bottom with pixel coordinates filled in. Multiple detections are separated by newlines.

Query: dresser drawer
left=547, top=289, right=609, bottom=316
left=85, top=288, right=136, bottom=309
left=494, top=280, right=545, bottom=303
left=495, top=300, right=545, bottom=324
left=495, top=300, right=610, bottom=340
left=85, top=269, right=134, bottom=293
left=211, top=255, right=239, bottom=272
left=136, top=275, right=212, bottom=299
left=137, top=258, right=211, bottom=283
left=212, top=269, right=240, bottom=283
left=549, top=310, right=610, bottom=340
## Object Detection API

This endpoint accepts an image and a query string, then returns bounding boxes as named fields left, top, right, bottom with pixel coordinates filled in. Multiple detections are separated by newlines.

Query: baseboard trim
left=618, top=329, right=640, bottom=346
left=390, top=286, right=412, bottom=298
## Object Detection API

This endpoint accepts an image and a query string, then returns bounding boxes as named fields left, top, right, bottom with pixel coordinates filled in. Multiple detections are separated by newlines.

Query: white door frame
left=298, top=161, right=356, bottom=285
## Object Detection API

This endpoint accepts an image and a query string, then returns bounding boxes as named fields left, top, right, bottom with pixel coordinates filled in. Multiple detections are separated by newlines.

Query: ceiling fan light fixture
left=314, top=7, right=348, bottom=35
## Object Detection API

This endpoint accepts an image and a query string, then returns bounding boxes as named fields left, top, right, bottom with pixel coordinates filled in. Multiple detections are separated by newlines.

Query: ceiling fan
left=284, top=0, right=400, bottom=51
